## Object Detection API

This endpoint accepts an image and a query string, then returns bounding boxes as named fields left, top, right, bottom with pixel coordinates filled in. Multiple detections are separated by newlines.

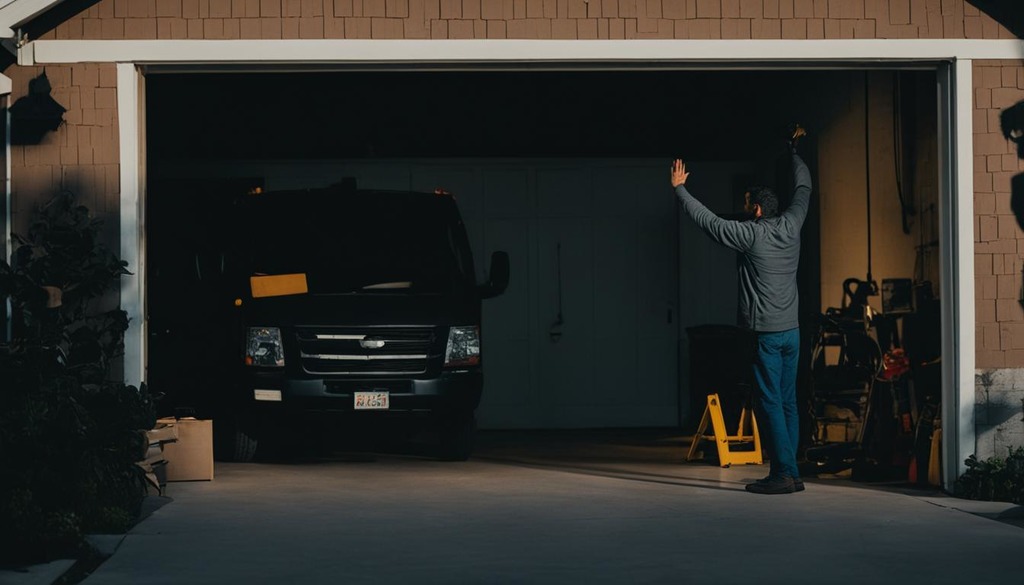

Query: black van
left=147, top=182, right=508, bottom=462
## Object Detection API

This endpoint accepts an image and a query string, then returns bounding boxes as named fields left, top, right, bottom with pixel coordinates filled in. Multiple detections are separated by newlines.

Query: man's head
left=744, top=185, right=778, bottom=219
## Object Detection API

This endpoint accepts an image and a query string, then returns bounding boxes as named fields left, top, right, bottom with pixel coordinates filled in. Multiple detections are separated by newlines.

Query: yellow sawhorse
left=686, top=393, right=763, bottom=467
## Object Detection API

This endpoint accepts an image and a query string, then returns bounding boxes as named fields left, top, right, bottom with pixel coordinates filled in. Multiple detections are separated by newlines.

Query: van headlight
left=444, top=326, right=480, bottom=368
left=246, top=327, right=285, bottom=367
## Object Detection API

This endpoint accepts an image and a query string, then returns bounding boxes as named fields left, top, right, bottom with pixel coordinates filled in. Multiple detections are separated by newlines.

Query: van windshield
left=235, top=190, right=476, bottom=294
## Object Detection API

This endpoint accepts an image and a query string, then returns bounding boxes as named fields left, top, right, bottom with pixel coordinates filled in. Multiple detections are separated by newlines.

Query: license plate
left=354, top=391, right=390, bottom=410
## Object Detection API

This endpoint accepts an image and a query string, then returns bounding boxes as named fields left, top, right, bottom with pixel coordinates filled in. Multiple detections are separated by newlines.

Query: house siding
left=7, top=64, right=120, bottom=244
left=32, top=0, right=1018, bottom=41
left=973, top=59, right=1024, bottom=369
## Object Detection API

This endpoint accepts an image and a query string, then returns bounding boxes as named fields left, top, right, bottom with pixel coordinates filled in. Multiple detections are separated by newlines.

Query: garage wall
left=33, top=0, right=1019, bottom=41
left=818, top=71, right=940, bottom=315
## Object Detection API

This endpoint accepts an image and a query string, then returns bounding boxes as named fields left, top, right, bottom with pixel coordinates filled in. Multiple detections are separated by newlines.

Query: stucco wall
left=975, top=368, right=1024, bottom=460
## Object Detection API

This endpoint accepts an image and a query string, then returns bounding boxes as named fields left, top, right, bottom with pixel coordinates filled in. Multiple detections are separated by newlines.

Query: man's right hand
left=789, top=125, right=807, bottom=151
left=671, top=159, right=689, bottom=188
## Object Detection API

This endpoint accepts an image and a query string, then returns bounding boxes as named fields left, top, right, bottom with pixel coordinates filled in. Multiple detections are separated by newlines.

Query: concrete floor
left=70, top=430, right=1024, bottom=585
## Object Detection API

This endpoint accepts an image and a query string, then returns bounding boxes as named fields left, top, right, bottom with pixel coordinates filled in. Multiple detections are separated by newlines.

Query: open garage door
left=145, top=68, right=942, bottom=462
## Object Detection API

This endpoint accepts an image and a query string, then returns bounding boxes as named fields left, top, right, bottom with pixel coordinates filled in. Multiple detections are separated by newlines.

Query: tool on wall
left=892, top=72, right=915, bottom=235
left=861, top=71, right=880, bottom=302
left=549, top=242, right=564, bottom=342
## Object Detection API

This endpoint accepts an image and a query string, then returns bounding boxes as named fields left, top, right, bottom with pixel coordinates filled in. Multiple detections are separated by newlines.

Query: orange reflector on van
left=250, top=273, right=309, bottom=298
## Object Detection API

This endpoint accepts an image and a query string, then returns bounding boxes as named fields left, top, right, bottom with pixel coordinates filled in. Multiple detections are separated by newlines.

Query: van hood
left=243, top=292, right=479, bottom=328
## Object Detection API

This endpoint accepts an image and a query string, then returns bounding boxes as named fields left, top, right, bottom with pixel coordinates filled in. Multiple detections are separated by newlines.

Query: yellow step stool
left=686, top=393, right=764, bottom=467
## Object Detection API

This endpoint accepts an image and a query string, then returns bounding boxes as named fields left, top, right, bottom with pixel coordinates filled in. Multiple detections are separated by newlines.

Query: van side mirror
left=479, top=251, right=509, bottom=300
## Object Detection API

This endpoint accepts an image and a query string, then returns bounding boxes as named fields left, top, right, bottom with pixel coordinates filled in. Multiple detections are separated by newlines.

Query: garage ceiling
left=148, top=70, right=844, bottom=162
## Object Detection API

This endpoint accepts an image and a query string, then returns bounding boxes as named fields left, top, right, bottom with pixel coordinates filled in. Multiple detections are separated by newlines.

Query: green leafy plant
left=0, top=192, right=156, bottom=567
left=954, top=446, right=1024, bottom=504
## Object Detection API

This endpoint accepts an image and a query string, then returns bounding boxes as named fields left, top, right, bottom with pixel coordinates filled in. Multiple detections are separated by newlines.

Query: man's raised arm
left=672, top=159, right=755, bottom=253
left=783, top=154, right=812, bottom=226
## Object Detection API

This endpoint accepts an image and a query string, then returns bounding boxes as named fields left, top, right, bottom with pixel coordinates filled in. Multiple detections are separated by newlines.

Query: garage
left=7, top=2, right=1024, bottom=575
left=138, top=63, right=946, bottom=478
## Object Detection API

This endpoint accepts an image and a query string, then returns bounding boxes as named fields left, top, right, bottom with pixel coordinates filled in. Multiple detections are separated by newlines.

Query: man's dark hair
left=747, top=185, right=779, bottom=218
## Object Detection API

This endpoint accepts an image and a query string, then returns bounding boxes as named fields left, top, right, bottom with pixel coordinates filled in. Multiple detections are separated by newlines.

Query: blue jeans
left=752, top=328, right=801, bottom=479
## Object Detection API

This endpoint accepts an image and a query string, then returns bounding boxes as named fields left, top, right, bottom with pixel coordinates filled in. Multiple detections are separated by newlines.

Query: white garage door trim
left=18, top=38, right=1024, bottom=65
left=81, top=39, right=1019, bottom=489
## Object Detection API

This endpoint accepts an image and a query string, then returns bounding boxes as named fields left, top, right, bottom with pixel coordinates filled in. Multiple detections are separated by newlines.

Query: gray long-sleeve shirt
left=675, top=155, right=812, bottom=333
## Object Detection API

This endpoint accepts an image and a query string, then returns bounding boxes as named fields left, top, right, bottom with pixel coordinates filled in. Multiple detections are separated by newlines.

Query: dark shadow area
left=1004, top=101, right=1024, bottom=235
left=0, top=1, right=102, bottom=73
left=147, top=70, right=839, bottom=162
left=471, top=428, right=948, bottom=497
left=9, top=72, right=65, bottom=145
left=967, top=0, right=1024, bottom=39
left=21, top=0, right=103, bottom=43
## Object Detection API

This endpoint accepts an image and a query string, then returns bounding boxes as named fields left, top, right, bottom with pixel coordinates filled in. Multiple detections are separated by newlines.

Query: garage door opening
left=144, top=68, right=943, bottom=480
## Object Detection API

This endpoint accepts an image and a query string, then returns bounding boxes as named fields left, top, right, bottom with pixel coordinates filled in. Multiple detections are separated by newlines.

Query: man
left=671, top=127, right=811, bottom=495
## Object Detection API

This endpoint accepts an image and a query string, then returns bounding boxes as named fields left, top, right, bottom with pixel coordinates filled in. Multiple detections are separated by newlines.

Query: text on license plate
left=354, top=391, right=390, bottom=410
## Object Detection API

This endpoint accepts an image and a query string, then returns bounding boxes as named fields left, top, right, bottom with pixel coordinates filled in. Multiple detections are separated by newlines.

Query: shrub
left=0, top=192, right=156, bottom=567
left=954, top=446, right=1024, bottom=505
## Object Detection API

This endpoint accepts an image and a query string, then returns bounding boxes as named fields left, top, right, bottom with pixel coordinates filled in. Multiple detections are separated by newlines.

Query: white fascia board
left=0, top=72, right=10, bottom=94
left=0, top=0, right=64, bottom=38
left=21, top=39, right=1024, bottom=66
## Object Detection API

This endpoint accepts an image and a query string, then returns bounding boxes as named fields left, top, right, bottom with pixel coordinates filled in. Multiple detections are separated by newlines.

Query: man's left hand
left=671, top=159, right=689, bottom=188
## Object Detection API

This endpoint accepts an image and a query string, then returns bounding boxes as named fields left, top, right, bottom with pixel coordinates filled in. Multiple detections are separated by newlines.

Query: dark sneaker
left=746, top=475, right=796, bottom=494
left=756, top=475, right=805, bottom=492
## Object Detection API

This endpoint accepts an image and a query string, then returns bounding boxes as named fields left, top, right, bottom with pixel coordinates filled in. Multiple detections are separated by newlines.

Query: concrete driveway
left=77, top=430, right=1024, bottom=585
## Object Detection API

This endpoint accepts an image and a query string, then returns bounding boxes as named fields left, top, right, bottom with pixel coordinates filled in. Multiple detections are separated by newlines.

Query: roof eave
left=0, top=0, right=65, bottom=38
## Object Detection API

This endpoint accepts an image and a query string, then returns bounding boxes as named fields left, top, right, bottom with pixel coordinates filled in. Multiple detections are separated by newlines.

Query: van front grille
left=295, top=326, right=439, bottom=375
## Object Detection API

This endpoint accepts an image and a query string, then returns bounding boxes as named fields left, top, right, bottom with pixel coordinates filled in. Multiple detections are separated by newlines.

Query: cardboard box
left=157, top=417, right=214, bottom=481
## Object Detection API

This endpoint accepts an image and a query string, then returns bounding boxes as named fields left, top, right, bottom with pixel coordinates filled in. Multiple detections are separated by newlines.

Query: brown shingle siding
left=695, top=0, right=718, bottom=18
left=450, top=17, right=473, bottom=36
left=335, top=0, right=354, bottom=15
left=302, top=0, right=325, bottom=15
left=608, top=16, right=624, bottom=36
left=568, top=0, right=587, bottom=19
left=260, top=0, right=281, bottom=16
left=751, top=17, right=780, bottom=38
left=578, top=17, right=597, bottom=37
left=551, top=17, right=576, bottom=37
left=209, top=0, right=231, bottom=17
left=280, top=0, right=299, bottom=16
left=644, top=0, right=662, bottom=19
left=8, top=63, right=120, bottom=270
left=738, top=0, right=759, bottom=19
left=125, top=18, right=159, bottom=38
left=993, top=87, right=1024, bottom=109
left=440, top=0, right=460, bottom=18
left=973, top=61, right=1024, bottom=366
